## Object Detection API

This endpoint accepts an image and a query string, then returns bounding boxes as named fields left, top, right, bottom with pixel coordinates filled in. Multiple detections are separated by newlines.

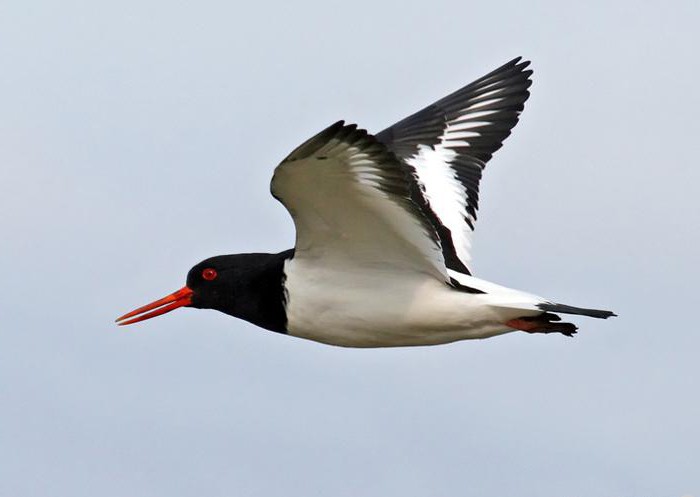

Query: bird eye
left=202, top=268, right=217, bottom=281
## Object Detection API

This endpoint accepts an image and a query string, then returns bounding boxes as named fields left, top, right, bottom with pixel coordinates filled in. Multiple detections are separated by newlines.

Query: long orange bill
left=115, top=286, right=193, bottom=326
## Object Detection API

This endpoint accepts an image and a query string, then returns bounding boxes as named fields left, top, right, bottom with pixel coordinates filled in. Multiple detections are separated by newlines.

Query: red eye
left=202, top=268, right=217, bottom=281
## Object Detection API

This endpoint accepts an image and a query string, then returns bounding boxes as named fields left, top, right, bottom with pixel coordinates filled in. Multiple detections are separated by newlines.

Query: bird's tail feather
left=503, top=302, right=615, bottom=337
left=537, top=302, right=616, bottom=319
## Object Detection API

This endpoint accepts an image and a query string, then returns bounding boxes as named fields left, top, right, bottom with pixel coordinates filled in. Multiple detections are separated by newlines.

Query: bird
left=116, top=57, right=615, bottom=347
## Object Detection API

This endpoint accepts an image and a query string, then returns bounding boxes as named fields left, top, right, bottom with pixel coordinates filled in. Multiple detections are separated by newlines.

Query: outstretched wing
left=377, top=57, right=533, bottom=274
left=271, top=121, right=449, bottom=283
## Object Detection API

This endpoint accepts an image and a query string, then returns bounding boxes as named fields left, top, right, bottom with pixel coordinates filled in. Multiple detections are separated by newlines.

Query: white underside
left=283, top=259, right=546, bottom=348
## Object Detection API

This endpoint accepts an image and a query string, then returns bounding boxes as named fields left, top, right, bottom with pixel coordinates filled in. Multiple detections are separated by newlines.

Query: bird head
left=115, top=255, right=239, bottom=326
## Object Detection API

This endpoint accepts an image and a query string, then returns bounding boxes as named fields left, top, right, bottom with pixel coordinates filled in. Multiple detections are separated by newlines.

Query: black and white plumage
left=116, top=57, right=615, bottom=347
left=376, top=58, right=532, bottom=275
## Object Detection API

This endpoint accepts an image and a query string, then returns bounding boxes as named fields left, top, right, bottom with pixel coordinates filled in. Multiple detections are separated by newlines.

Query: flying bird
left=116, top=57, right=615, bottom=347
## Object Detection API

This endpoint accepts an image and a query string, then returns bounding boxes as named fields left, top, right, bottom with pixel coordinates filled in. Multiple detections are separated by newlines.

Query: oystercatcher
left=116, top=57, right=615, bottom=347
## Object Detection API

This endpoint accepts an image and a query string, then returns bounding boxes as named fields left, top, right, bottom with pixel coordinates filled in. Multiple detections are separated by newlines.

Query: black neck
left=189, top=249, right=294, bottom=333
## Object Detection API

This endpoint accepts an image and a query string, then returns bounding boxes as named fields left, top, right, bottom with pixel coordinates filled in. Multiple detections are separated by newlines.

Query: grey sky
left=1, top=0, right=698, bottom=496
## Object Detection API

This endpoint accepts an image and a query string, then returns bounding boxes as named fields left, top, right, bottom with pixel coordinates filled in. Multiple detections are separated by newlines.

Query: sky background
left=1, top=0, right=699, bottom=496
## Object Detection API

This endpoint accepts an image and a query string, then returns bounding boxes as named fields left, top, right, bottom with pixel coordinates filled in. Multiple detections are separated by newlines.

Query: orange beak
left=115, top=286, right=193, bottom=326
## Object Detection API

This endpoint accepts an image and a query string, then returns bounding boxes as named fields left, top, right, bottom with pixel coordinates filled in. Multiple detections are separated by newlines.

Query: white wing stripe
left=406, top=111, right=499, bottom=268
left=406, top=140, right=474, bottom=267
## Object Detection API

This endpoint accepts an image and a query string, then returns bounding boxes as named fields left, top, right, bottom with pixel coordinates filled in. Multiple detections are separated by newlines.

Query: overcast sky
left=1, top=0, right=699, bottom=496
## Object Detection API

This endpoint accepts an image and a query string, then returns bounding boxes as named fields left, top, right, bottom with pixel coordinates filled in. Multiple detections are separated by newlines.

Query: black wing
left=376, top=57, right=533, bottom=274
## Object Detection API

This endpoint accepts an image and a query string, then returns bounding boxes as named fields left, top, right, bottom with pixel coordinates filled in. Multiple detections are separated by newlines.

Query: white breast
left=282, top=258, right=524, bottom=347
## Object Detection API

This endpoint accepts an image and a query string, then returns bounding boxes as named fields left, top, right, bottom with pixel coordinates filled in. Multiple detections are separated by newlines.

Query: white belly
left=283, top=259, right=531, bottom=347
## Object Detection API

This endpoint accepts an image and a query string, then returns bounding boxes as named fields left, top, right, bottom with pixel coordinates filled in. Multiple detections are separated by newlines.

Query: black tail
left=507, top=304, right=615, bottom=337
left=538, top=302, right=616, bottom=319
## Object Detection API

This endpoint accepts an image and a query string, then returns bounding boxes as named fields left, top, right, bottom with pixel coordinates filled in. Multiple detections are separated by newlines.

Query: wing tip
left=491, top=56, right=532, bottom=76
left=283, top=120, right=355, bottom=162
left=507, top=56, right=532, bottom=70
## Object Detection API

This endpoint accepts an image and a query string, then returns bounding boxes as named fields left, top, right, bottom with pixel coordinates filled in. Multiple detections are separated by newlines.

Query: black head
left=185, top=255, right=246, bottom=312
left=116, top=252, right=289, bottom=332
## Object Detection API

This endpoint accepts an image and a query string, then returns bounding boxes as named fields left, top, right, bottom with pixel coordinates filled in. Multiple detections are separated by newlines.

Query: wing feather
left=272, top=121, right=448, bottom=282
left=377, top=57, right=533, bottom=274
